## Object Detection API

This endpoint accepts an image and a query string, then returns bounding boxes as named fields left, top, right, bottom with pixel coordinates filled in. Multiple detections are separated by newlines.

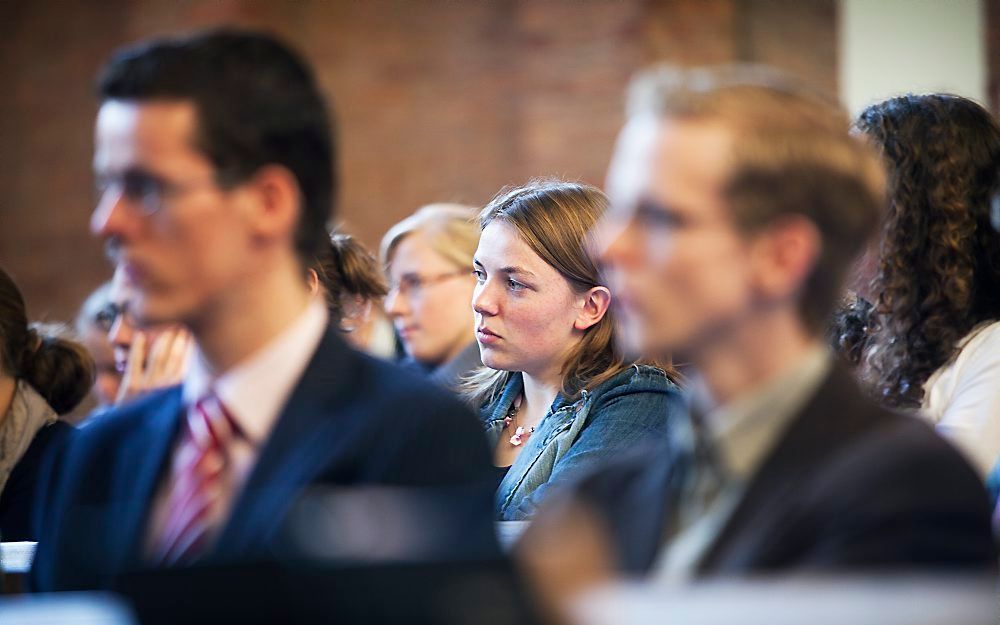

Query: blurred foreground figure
left=31, top=28, right=496, bottom=593
left=520, top=65, right=996, bottom=614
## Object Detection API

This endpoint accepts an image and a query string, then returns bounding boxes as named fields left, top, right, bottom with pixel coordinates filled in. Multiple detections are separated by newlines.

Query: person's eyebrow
left=499, top=266, right=536, bottom=278
left=473, top=259, right=536, bottom=279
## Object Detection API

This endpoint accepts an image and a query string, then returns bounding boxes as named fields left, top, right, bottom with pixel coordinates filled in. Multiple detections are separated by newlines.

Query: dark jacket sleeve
left=790, top=418, right=999, bottom=570
left=0, top=420, right=74, bottom=542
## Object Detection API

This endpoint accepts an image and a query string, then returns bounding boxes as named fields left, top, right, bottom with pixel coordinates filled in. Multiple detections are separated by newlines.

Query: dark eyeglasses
left=94, top=170, right=219, bottom=216
left=94, top=302, right=123, bottom=333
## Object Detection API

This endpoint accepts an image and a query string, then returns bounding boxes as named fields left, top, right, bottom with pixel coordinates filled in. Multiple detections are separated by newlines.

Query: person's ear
left=243, top=164, right=302, bottom=247
left=307, top=268, right=320, bottom=295
left=574, top=286, right=612, bottom=331
left=751, top=215, right=821, bottom=301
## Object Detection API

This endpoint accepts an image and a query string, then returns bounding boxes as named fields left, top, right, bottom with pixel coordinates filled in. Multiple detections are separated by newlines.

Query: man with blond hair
left=522, top=66, right=995, bottom=591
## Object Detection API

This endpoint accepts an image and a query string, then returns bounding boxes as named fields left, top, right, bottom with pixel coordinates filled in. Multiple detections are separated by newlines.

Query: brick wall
left=0, top=0, right=837, bottom=323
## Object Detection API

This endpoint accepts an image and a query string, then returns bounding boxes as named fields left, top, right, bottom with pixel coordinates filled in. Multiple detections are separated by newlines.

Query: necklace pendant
left=509, top=426, right=534, bottom=447
left=509, top=427, right=525, bottom=446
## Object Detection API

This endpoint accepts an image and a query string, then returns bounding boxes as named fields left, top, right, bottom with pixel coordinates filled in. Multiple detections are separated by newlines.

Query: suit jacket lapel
left=114, top=387, right=185, bottom=573
left=628, top=445, right=683, bottom=572
left=214, top=327, right=358, bottom=555
left=695, top=365, right=868, bottom=574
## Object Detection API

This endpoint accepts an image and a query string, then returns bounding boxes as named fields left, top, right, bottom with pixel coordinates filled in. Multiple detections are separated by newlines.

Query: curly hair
left=853, top=94, right=1000, bottom=407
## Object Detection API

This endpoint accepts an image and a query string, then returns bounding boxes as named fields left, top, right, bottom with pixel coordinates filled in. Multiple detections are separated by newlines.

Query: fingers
left=161, top=328, right=193, bottom=385
left=116, top=331, right=148, bottom=404
left=114, top=326, right=193, bottom=405
left=143, top=327, right=192, bottom=390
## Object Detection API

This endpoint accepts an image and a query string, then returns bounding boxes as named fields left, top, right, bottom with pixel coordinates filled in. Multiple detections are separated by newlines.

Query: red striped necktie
left=151, top=392, right=244, bottom=566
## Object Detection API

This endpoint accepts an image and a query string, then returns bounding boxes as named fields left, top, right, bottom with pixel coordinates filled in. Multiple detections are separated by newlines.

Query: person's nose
left=107, top=311, right=134, bottom=350
left=384, top=286, right=409, bottom=319
left=91, top=184, right=132, bottom=241
left=595, top=213, right=637, bottom=269
left=471, top=280, right=498, bottom=318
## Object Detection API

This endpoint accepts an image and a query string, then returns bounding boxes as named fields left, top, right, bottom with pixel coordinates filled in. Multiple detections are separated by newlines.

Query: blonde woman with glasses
left=381, top=204, right=482, bottom=393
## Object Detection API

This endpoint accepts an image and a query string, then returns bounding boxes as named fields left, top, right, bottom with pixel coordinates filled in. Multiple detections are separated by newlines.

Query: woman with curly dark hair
left=842, top=94, right=1000, bottom=475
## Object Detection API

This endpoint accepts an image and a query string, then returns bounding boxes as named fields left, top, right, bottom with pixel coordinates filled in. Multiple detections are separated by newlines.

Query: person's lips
left=396, top=325, right=418, bottom=340
left=476, top=326, right=502, bottom=346
left=119, top=259, right=147, bottom=288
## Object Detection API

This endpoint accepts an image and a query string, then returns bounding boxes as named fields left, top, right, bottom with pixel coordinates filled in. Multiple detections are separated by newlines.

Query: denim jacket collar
left=482, top=373, right=588, bottom=448
left=480, top=365, right=679, bottom=520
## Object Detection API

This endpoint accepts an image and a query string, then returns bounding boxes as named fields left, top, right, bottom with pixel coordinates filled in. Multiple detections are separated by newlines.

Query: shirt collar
left=691, top=343, right=831, bottom=480
left=183, top=297, right=330, bottom=445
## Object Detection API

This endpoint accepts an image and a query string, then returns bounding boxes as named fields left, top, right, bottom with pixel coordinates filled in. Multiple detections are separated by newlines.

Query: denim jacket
left=480, top=364, right=684, bottom=520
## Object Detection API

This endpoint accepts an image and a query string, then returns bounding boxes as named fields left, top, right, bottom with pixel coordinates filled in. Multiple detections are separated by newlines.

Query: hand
left=116, top=326, right=193, bottom=404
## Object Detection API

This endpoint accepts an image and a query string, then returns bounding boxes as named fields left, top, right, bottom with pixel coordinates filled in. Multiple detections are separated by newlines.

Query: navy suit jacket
left=31, top=327, right=498, bottom=591
left=571, top=365, right=998, bottom=575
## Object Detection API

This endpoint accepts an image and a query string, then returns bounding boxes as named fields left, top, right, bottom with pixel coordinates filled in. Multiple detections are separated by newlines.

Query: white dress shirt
left=921, top=320, right=1000, bottom=476
left=145, top=297, right=329, bottom=555
left=653, top=345, right=831, bottom=581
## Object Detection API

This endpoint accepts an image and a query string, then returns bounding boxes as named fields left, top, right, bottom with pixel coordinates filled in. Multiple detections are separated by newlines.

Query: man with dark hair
left=31, top=29, right=496, bottom=592
left=95, top=29, right=336, bottom=266
left=521, top=66, right=995, bottom=596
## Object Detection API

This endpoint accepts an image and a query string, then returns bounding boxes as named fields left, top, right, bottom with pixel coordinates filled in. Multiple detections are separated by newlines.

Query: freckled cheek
left=505, top=296, right=576, bottom=352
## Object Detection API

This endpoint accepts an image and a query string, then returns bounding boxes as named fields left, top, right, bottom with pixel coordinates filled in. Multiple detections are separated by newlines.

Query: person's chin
left=478, top=349, right=507, bottom=371
left=409, top=345, right=444, bottom=367
left=404, top=345, right=425, bottom=363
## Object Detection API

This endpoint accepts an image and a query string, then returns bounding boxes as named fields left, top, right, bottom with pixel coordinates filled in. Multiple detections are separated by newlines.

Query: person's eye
left=122, top=172, right=163, bottom=202
left=635, top=202, right=683, bottom=229
left=472, top=269, right=486, bottom=283
left=507, top=279, right=526, bottom=292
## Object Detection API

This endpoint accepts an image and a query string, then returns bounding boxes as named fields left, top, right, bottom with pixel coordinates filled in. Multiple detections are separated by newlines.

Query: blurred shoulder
left=340, top=347, right=474, bottom=418
left=73, top=385, right=182, bottom=445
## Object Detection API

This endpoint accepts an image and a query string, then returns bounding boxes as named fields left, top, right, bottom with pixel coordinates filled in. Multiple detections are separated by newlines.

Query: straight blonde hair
left=379, top=203, right=480, bottom=272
